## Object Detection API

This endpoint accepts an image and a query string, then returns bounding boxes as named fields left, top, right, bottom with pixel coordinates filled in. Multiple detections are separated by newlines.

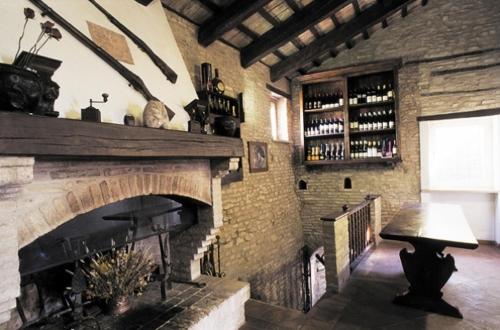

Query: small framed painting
left=248, top=141, right=268, bottom=173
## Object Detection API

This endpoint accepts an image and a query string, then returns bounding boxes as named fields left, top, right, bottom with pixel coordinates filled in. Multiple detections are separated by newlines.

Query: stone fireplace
left=0, top=112, right=247, bottom=328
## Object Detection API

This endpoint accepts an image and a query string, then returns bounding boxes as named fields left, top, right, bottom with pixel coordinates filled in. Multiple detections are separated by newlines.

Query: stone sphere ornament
left=143, top=100, right=169, bottom=129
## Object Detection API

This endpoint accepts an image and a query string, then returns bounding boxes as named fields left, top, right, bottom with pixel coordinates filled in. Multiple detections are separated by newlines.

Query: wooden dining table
left=380, top=203, right=478, bottom=318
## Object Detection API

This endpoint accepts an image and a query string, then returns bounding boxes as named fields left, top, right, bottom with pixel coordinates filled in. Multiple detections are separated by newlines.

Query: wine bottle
left=388, top=83, right=394, bottom=100
left=212, top=69, right=225, bottom=94
left=367, top=112, right=373, bottom=131
left=392, top=140, right=398, bottom=157
left=338, top=117, right=344, bottom=133
left=388, top=109, right=395, bottom=128
left=339, top=90, right=344, bottom=106
left=377, top=111, right=382, bottom=130
left=382, top=84, right=388, bottom=101
left=376, top=84, right=382, bottom=102
left=382, top=110, right=388, bottom=129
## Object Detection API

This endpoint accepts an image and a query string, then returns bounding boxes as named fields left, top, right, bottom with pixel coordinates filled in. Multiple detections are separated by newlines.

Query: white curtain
left=420, top=115, right=500, bottom=192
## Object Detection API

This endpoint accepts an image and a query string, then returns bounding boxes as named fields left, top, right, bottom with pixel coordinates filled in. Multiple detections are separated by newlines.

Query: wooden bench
left=380, top=203, right=478, bottom=318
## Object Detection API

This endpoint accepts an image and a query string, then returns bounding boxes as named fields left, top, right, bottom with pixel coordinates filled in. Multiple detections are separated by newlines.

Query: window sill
left=272, top=139, right=291, bottom=145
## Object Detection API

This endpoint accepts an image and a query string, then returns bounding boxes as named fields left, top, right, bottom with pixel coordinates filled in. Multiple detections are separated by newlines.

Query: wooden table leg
left=394, top=242, right=463, bottom=318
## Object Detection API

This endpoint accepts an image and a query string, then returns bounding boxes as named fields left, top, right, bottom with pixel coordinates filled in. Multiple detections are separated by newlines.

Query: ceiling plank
left=241, top=0, right=351, bottom=68
left=270, top=0, right=412, bottom=81
left=198, top=0, right=272, bottom=47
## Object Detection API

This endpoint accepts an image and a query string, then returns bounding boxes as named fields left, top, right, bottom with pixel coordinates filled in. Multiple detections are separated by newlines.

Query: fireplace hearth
left=0, top=112, right=247, bottom=329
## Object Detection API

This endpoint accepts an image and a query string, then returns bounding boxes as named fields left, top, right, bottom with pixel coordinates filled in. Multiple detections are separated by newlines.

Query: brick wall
left=292, top=0, right=500, bottom=246
left=165, top=11, right=304, bottom=308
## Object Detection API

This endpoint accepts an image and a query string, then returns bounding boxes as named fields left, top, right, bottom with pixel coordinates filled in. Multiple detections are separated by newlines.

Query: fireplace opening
left=14, top=194, right=205, bottom=329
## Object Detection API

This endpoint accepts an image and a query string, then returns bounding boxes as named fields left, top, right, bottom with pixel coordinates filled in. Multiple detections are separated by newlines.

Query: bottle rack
left=197, top=91, right=244, bottom=138
left=299, top=62, right=401, bottom=166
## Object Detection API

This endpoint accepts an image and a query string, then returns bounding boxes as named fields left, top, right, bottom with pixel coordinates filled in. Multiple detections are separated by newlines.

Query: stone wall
left=292, top=0, right=500, bottom=246
left=165, top=11, right=304, bottom=309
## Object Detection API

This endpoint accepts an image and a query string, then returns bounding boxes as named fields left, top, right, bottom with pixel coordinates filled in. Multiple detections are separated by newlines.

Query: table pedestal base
left=394, top=244, right=463, bottom=319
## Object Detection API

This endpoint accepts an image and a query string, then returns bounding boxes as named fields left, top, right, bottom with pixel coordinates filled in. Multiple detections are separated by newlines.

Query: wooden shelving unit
left=298, top=60, right=402, bottom=167
left=304, top=156, right=402, bottom=167
left=197, top=90, right=244, bottom=138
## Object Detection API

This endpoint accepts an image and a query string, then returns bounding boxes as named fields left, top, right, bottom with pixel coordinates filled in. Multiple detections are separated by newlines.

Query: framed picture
left=248, top=141, right=268, bottom=173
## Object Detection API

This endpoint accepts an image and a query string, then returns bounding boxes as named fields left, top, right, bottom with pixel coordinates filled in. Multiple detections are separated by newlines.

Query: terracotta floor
left=242, top=241, right=500, bottom=329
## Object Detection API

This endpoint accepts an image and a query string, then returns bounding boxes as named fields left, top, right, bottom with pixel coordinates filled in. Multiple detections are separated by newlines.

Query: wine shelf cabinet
left=298, top=60, right=401, bottom=167
left=197, top=91, right=244, bottom=138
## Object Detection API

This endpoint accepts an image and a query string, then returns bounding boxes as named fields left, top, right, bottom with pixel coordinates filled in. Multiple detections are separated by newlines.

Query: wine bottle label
left=383, top=95, right=388, bottom=101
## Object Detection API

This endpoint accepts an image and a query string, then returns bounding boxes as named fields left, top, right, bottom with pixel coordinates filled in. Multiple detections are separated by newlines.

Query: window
left=419, top=114, right=500, bottom=192
left=270, top=93, right=289, bottom=142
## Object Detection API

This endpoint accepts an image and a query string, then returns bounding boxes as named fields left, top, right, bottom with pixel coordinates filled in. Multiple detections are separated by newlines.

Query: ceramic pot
left=0, top=63, right=42, bottom=113
left=106, top=296, right=131, bottom=316
left=213, top=116, right=238, bottom=137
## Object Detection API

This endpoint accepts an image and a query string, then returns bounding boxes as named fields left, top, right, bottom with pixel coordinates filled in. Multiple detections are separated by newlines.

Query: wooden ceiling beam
left=270, top=0, right=412, bottom=81
left=197, top=0, right=220, bottom=13
left=284, top=0, right=301, bottom=12
left=241, top=0, right=351, bottom=68
left=258, top=9, right=305, bottom=50
left=198, top=0, right=271, bottom=47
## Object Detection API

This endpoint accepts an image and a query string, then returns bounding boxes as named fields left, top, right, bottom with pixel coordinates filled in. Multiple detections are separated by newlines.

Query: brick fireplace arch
left=0, top=157, right=229, bottom=323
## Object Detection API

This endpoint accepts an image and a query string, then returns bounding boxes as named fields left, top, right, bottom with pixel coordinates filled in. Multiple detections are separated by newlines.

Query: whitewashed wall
left=0, top=0, right=195, bottom=129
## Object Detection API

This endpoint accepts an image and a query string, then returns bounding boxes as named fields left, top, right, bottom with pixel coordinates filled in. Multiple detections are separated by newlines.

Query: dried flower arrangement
left=13, top=7, right=62, bottom=68
left=83, top=246, right=157, bottom=304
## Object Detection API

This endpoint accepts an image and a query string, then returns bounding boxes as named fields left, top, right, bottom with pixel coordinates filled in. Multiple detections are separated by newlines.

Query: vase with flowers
left=83, top=247, right=157, bottom=316
left=0, top=7, right=62, bottom=117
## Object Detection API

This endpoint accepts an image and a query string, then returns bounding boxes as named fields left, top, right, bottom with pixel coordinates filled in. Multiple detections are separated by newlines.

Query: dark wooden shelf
left=304, top=133, right=344, bottom=139
left=348, top=100, right=394, bottom=109
left=0, top=112, right=244, bottom=159
left=304, top=156, right=401, bottom=166
left=304, top=105, right=344, bottom=114
left=349, top=128, right=396, bottom=136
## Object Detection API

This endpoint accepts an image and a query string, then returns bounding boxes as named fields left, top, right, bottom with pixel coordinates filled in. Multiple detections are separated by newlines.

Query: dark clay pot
left=0, top=63, right=59, bottom=117
left=213, top=116, right=238, bottom=137
left=0, top=63, right=42, bottom=113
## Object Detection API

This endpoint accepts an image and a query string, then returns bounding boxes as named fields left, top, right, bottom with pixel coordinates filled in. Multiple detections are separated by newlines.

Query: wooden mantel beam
left=198, top=0, right=272, bottom=47
left=241, top=0, right=350, bottom=68
left=0, top=112, right=243, bottom=159
left=270, top=0, right=412, bottom=81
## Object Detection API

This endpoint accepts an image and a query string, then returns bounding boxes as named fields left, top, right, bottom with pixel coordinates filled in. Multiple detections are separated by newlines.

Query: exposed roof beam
left=198, top=0, right=271, bottom=47
left=236, top=23, right=287, bottom=60
left=197, top=0, right=220, bottom=12
left=258, top=9, right=305, bottom=50
left=284, top=0, right=301, bottom=12
left=241, top=0, right=351, bottom=68
left=270, top=0, right=412, bottom=81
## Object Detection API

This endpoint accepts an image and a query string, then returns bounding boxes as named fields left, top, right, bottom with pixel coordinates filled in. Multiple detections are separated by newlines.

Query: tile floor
left=243, top=241, right=500, bottom=329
